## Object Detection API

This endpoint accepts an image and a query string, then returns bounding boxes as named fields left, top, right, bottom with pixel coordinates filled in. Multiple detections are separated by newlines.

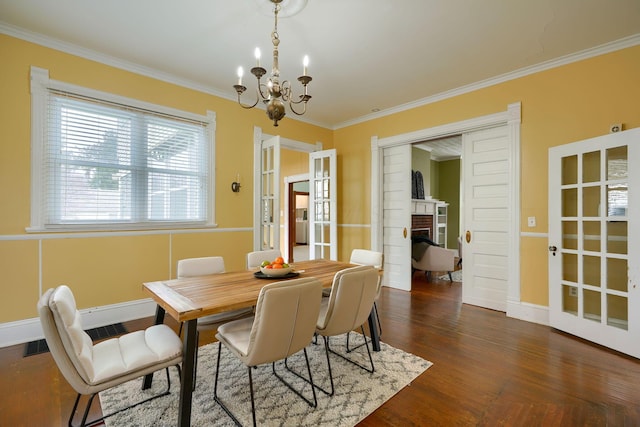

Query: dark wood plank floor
left=2, top=272, right=639, bottom=426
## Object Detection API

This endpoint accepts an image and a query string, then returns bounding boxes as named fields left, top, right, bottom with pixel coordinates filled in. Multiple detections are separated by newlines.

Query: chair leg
left=448, top=271, right=453, bottom=282
left=276, top=348, right=318, bottom=407
left=248, top=367, right=257, bottom=427
left=214, top=342, right=243, bottom=427
left=346, top=301, right=383, bottom=353
left=326, top=327, right=375, bottom=376
left=69, top=366, right=176, bottom=427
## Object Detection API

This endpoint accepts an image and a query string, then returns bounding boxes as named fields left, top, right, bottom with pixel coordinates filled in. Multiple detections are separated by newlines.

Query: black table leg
left=368, top=308, right=381, bottom=351
left=142, top=306, right=166, bottom=389
left=178, top=319, right=198, bottom=427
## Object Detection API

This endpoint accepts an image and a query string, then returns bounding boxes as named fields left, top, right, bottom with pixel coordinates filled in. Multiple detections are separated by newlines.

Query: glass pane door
left=549, top=128, right=639, bottom=358
left=260, top=136, right=280, bottom=251
left=308, top=149, right=336, bottom=260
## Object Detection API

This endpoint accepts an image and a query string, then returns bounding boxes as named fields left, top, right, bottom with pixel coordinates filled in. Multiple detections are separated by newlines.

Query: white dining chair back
left=177, top=256, right=225, bottom=277
left=214, top=277, right=323, bottom=426
left=344, top=249, right=384, bottom=349
left=318, top=265, right=379, bottom=337
left=246, top=249, right=283, bottom=269
left=314, top=265, right=379, bottom=395
left=349, top=249, right=383, bottom=270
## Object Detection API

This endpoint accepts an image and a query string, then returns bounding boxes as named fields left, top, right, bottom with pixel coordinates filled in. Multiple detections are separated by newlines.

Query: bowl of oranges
left=259, top=257, right=293, bottom=277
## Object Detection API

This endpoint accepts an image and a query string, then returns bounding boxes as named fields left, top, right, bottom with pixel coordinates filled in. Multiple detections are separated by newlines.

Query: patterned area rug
left=100, top=333, right=432, bottom=426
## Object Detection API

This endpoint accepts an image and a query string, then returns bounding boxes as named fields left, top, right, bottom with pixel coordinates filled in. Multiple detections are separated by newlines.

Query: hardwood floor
left=2, top=273, right=639, bottom=426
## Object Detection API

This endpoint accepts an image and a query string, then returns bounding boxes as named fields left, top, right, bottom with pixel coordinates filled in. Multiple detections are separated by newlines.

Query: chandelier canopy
left=233, top=0, right=312, bottom=127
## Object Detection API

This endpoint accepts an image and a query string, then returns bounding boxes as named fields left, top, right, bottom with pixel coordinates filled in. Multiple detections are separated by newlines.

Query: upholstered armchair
left=411, top=243, right=455, bottom=281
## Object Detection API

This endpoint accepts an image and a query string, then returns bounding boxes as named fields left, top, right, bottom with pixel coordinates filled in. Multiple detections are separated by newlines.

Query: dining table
left=142, top=258, right=381, bottom=427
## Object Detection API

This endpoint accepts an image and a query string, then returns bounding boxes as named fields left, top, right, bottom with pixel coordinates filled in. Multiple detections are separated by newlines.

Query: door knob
left=403, top=227, right=407, bottom=239
left=465, top=231, right=471, bottom=243
left=548, top=245, right=557, bottom=256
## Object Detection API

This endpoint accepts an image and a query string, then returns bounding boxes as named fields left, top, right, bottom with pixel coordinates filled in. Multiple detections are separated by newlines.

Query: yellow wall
left=2, top=31, right=639, bottom=325
left=0, top=34, right=331, bottom=322
left=333, top=45, right=640, bottom=306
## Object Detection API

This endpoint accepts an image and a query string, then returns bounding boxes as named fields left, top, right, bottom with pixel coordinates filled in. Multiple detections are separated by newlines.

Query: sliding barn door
left=382, top=144, right=412, bottom=291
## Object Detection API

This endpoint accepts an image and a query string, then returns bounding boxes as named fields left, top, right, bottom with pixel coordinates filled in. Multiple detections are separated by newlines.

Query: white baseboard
left=0, top=298, right=158, bottom=348
left=507, top=300, right=549, bottom=326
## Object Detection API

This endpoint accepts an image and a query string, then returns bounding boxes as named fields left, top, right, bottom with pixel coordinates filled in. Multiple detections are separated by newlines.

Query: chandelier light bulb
left=255, top=48, right=261, bottom=67
left=303, top=55, right=309, bottom=76
left=237, top=66, right=243, bottom=85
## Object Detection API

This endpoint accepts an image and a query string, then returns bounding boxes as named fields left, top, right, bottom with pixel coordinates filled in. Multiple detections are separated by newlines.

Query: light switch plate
left=527, top=216, right=536, bottom=227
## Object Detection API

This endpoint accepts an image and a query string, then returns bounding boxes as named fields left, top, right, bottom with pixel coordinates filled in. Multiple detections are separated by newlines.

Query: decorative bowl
left=260, top=266, right=293, bottom=277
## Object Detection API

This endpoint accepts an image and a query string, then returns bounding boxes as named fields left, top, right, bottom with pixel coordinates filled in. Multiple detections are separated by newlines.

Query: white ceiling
left=1, top=0, right=639, bottom=129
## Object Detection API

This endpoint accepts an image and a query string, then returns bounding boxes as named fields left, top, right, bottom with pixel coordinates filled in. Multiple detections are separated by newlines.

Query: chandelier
left=233, top=0, right=312, bottom=127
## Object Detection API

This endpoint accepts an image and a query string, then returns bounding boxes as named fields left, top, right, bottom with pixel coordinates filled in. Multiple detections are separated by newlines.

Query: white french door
left=308, top=149, right=337, bottom=260
left=382, top=144, right=412, bottom=291
left=548, top=128, right=640, bottom=358
left=259, top=135, right=281, bottom=251
left=462, top=125, right=511, bottom=312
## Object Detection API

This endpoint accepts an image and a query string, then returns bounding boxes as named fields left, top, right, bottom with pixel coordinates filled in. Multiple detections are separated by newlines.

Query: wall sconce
left=231, top=173, right=241, bottom=192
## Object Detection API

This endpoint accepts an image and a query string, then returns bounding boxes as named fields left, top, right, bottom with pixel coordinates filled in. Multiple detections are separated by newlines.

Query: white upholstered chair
left=214, top=277, right=323, bottom=426
left=246, top=249, right=283, bottom=269
left=37, top=285, right=182, bottom=427
left=315, top=265, right=379, bottom=395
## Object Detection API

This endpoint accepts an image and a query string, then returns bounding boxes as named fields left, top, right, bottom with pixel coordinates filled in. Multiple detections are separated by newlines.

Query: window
left=30, top=67, right=215, bottom=231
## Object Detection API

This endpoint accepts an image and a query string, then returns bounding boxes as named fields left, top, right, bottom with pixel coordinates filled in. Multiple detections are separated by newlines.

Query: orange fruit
left=272, top=263, right=283, bottom=269
left=274, top=256, right=285, bottom=265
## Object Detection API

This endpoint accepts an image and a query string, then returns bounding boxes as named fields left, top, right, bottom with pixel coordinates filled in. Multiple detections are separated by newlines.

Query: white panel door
left=382, top=144, right=412, bottom=291
left=309, top=149, right=337, bottom=260
left=260, top=135, right=281, bottom=251
left=462, top=125, right=510, bottom=311
left=549, top=128, right=640, bottom=358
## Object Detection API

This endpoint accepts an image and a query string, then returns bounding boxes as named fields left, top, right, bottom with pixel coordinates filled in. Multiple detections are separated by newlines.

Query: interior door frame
left=253, top=127, right=322, bottom=251
left=284, top=173, right=310, bottom=262
left=371, top=103, right=521, bottom=309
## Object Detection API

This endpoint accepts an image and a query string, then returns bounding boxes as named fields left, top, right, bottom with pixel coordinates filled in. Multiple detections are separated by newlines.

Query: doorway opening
left=287, top=180, right=310, bottom=262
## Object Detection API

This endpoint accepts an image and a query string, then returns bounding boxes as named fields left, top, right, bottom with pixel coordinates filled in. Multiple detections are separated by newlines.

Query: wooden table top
left=143, top=259, right=354, bottom=323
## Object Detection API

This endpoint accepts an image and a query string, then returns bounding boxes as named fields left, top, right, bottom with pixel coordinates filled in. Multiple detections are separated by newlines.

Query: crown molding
left=2, top=22, right=637, bottom=131
left=334, top=33, right=640, bottom=130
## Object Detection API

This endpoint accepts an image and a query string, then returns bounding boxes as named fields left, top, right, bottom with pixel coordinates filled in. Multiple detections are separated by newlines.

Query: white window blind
left=32, top=76, right=214, bottom=231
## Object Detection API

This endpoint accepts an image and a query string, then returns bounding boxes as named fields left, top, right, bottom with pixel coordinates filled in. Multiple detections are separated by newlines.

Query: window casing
left=29, top=67, right=215, bottom=231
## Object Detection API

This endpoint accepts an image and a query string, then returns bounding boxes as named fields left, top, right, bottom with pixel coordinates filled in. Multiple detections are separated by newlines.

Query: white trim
left=370, top=136, right=382, bottom=251
left=28, top=66, right=216, bottom=232
left=338, top=224, right=371, bottom=228
left=521, top=231, right=549, bottom=238
left=506, top=301, right=550, bottom=326
left=253, top=127, right=263, bottom=250
left=372, top=103, right=521, bottom=305
left=0, top=227, right=252, bottom=242
left=0, top=22, right=327, bottom=130
left=284, top=173, right=310, bottom=262
left=0, top=298, right=157, bottom=348
left=335, top=34, right=640, bottom=129
left=507, top=102, right=522, bottom=303
left=4, top=24, right=637, bottom=131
